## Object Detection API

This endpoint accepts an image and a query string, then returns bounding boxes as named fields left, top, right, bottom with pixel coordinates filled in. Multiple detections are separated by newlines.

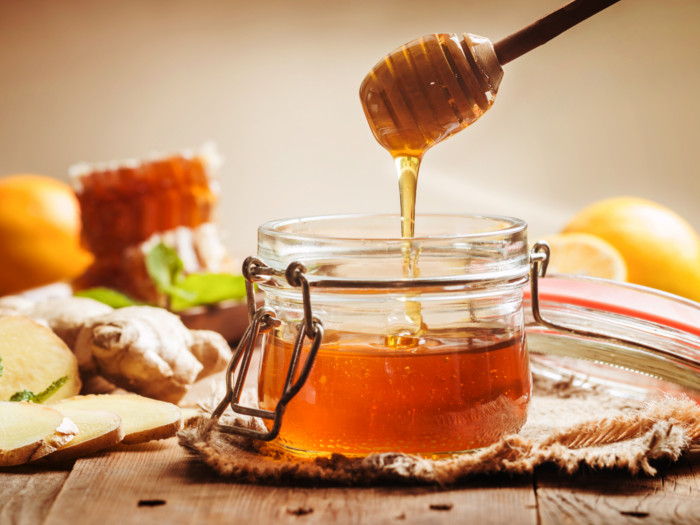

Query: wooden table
left=2, top=438, right=698, bottom=524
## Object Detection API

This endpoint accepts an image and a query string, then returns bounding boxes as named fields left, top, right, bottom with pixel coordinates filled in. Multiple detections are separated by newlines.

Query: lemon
left=541, top=233, right=627, bottom=280
left=563, top=197, right=700, bottom=302
left=0, top=175, right=93, bottom=296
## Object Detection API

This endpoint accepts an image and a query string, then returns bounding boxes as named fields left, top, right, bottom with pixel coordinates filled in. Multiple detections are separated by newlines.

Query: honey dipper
left=360, top=0, right=622, bottom=157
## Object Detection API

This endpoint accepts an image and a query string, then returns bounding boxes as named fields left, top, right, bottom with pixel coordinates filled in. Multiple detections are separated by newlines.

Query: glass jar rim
left=256, top=213, right=530, bottom=289
left=259, top=213, right=527, bottom=243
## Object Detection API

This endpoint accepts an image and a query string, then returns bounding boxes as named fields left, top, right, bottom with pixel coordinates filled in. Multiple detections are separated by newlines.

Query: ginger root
left=0, top=295, right=112, bottom=350
left=76, top=307, right=204, bottom=403
left=190, top=329, right=233, bottom=379
left=0, top=295, right=35, bottom=316
left=26, top=297, right=114, bottom=350
left=0, top=296, right=231, bottom=403
left=0, top=392, right=186, bottom=466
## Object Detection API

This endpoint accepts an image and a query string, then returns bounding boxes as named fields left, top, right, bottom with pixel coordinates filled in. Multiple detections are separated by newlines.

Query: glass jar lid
left=524, top=274, right=700, bottom=400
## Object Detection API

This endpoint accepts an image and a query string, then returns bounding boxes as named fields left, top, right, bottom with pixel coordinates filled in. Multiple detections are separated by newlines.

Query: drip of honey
left=360, top=32, right=498, bottom=241
left=396, top=156, right=421, bottom=240
left=390, top=154, right=424, bottom=347
left=260, top=329, right=530, bottom=456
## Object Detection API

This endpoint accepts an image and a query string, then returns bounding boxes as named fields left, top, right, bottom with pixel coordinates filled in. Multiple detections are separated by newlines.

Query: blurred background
left=1, top=0, right=698, bottom=257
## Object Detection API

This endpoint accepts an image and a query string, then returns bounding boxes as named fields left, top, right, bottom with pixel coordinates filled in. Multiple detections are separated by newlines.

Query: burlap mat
left=178, top=375, right=700, bottom=485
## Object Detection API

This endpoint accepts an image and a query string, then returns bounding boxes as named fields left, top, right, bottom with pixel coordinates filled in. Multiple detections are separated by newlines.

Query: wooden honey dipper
left=360, top=0, right=622, bottom=158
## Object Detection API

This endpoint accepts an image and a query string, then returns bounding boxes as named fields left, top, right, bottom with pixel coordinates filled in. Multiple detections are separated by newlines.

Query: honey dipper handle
left=494, top=0, right=621, bottom=65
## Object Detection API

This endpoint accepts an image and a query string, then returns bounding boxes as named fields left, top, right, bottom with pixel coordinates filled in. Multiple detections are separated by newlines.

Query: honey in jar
left=256, top=214, right=532, bottom=455
left=260, top=331, right=529, bottom=455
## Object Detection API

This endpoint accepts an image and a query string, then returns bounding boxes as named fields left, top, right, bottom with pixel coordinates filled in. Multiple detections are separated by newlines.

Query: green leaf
left=75, top=287, right=142, bottom=308
left=145, top=243, right=184, bottom=293
left=9, top=390, right=35, bottom=402
left=169, top=273, right=247, bottom=312
left=9, top=376, right=69, bottom=403
left=34, top=376, right=69, bottom=403
left=0, top=355, right=3, bottom=378
left=143, top=242, right=247, bottom=311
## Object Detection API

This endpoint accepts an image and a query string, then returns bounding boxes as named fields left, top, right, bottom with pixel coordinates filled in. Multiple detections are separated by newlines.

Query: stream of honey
left=362, top=33, right=498, bottom=342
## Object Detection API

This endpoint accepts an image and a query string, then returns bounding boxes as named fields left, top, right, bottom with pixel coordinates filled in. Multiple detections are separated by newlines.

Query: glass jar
left=253, top=213, right=532, bottom=456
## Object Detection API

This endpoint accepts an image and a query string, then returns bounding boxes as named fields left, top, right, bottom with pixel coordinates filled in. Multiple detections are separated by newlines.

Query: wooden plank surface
left=0, top=464, right=70, bottom=525
left=41, top=438, right=537, bottom=525
left=535, top=451, right=700, bottom=525
left=1, top=439, right=698, bottom=524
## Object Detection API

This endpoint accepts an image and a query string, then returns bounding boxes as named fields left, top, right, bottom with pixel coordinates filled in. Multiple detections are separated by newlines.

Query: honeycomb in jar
left=70, top=144, right=233, bottom=304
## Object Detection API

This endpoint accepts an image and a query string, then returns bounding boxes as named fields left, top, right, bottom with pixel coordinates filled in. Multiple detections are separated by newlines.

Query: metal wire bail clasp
left=530, top=240, right=643, bottom=339
left=209, top=257, right=324, bottom=441
left=529, top=241, right=551, bottom=327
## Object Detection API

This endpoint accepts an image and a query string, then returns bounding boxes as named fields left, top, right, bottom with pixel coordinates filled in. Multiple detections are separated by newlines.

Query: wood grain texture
left=0, top=465, right=70, bottom=525
left=535, top=452, right=700, bottom=525
left=41, top=438, right=538, bottom=525
left=1, top=437, right=697, bottom=524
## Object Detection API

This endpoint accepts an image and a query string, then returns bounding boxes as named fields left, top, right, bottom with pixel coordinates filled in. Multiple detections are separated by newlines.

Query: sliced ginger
left=48, top=407, right=124, bottom=462
left=0, top=316, right=81, bottom=402
left=0, top=401, right=78, bottom=466
left=52, top=393, right=182, bottom=444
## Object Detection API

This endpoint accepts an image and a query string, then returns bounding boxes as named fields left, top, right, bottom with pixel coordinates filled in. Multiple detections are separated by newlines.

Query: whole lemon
left=563, top=197, right=700, bottom=302
left=0, top=175, right=93, bottom=295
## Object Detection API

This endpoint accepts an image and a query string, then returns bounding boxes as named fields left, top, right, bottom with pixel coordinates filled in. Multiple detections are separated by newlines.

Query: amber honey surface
left=258, top=330, right=531, bottom=456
